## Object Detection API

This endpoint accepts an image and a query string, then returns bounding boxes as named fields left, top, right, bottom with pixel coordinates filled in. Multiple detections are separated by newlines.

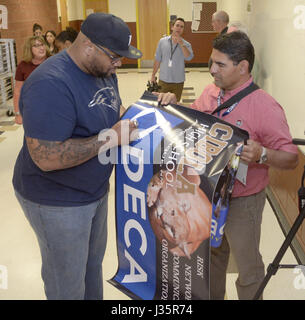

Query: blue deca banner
left=108, top=92, right=249, bottom=300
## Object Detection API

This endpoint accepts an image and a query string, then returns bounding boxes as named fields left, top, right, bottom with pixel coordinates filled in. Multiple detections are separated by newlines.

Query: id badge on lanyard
left=217, top=91, right=239, bottom=117
left=217, top=92, right=248, bottom=184
left=169, top=38, right=178, bottom=68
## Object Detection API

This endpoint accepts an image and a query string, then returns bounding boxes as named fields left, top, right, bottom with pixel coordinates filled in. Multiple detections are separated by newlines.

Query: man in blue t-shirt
left=13, top=13, right=142, bottom=300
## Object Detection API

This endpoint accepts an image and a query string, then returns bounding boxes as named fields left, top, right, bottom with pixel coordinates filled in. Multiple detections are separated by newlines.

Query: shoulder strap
left=212, top=82, right=260, bottom=115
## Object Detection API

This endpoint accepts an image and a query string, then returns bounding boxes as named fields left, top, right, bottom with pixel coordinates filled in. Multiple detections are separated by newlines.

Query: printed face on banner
left=147, top=166, right=211, bottom=259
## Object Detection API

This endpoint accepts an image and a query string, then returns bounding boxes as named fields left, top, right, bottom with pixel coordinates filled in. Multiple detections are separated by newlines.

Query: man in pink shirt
left=157, top=31, right=298, bottom=300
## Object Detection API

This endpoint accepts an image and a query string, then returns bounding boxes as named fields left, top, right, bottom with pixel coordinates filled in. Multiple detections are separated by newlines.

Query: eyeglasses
left=95, top=45, right=122, bottom=64
left=32, top=43, right=44, bottom=48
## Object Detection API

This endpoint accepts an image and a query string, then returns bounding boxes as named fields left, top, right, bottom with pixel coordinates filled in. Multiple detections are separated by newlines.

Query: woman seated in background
left=45, top=30, right=58, bottom=55
left=13, top=36, right=51, bottom=125
left=55, top=27, right=78, bottom=51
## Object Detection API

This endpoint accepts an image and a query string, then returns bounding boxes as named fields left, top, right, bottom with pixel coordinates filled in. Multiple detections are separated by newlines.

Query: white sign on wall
left=0, top=5, right=8, bottom=29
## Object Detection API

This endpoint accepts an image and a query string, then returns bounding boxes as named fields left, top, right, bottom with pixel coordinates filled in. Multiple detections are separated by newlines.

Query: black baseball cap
left=81, top=12, right=142, bottom=59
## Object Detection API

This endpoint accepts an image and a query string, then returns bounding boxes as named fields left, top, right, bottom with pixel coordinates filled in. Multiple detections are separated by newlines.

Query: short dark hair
left=56, top=27, right=78, bottom=43
left=213, top=31, right=255, bottom=72
left=33, top=23, right=42, bottom=33
left=173, top=17, right=185, bottom=25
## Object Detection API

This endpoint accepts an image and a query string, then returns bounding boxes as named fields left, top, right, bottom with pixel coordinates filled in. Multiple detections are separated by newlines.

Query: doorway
left=137, top=0, right=168, bottom=68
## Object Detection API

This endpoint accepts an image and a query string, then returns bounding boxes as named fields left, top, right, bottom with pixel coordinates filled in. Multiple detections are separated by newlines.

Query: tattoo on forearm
left=26, top=136, right=105, bottom=170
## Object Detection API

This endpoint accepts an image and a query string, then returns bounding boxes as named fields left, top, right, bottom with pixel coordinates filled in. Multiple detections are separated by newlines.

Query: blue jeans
left=15, top=190, right=108, bottom=300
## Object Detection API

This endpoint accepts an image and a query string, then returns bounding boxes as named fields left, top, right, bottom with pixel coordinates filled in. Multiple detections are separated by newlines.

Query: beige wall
left=109, top=0, right=136, bottom=22
left=67, top=0, right=83, bottom=20
left=248, top=0, right=305, bottom=144
left=218, top=0, right=247, bottom=23
left=169, top=0, right=192, bottom=21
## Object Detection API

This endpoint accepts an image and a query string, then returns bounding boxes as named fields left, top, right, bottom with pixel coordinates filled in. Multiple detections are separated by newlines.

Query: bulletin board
left=192, top=1, right=217, bottom=33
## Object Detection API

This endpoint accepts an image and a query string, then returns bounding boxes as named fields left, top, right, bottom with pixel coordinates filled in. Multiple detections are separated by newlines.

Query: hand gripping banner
left=108, top=92, right=249, bottom=300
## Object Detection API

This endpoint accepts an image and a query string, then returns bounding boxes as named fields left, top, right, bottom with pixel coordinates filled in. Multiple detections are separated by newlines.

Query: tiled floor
left=0, top=68, right=304, bottom=300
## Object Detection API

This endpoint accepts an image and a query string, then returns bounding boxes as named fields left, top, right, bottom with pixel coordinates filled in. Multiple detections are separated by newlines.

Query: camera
left=147, top=77, right=161, bottom=93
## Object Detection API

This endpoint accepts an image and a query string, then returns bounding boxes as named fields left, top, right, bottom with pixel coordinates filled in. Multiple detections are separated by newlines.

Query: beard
left=88, top=57, right=114, bottom=78
left=90, top=64, right=109, bottom=78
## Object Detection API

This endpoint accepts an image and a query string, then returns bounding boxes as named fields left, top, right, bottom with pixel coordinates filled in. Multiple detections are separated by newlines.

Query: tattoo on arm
left=26, top=136, right=106, bottom=171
